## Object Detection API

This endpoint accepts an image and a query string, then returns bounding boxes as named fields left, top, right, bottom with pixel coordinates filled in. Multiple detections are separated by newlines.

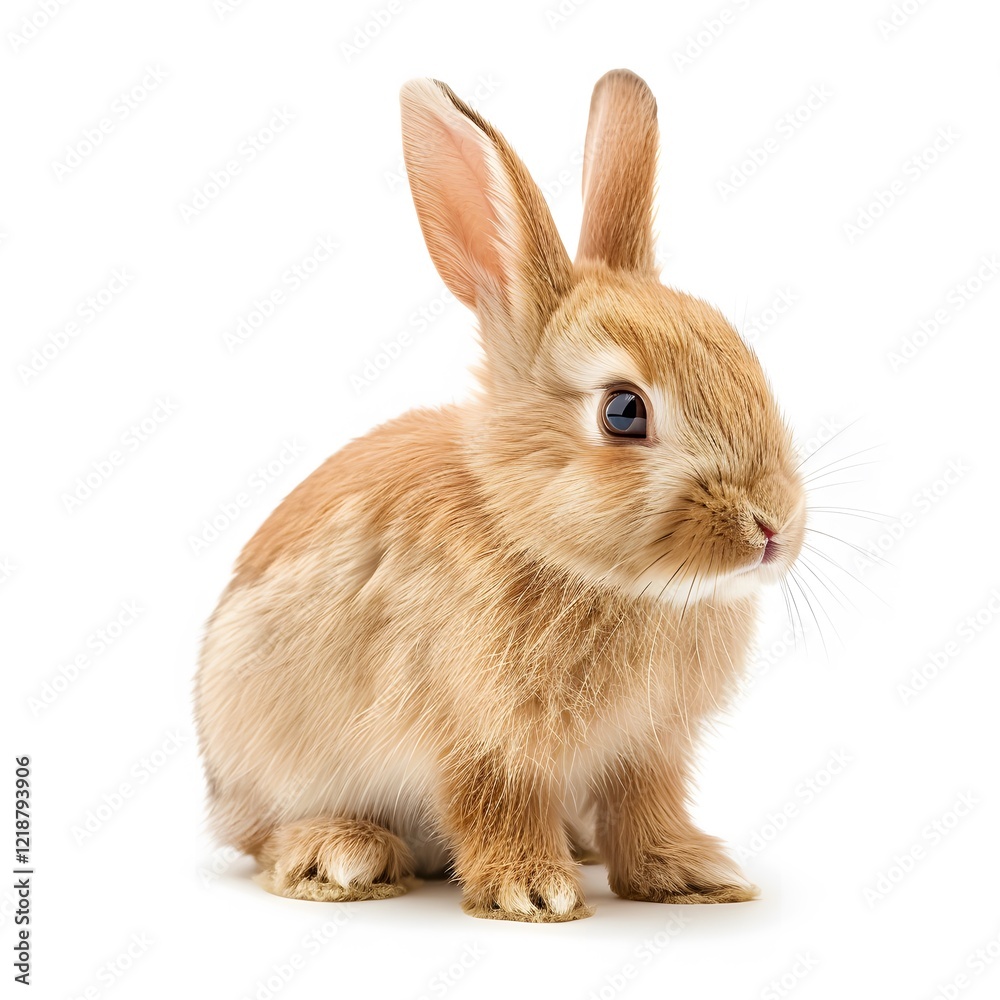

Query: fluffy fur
left=195, top=70, right=806, bottom=922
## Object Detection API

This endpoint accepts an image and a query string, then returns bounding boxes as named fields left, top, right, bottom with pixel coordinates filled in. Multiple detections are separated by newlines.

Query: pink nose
left=755, top=517, right=779, bottom=563
left=755, top=517, right=776, bottom=541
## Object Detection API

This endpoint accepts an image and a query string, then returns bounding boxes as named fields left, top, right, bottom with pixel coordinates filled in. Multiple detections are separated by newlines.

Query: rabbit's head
left=401, top=71, right=805, bottom=607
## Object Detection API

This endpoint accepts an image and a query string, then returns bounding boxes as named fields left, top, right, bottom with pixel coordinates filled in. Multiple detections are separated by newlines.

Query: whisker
left=800, top=543, right=890, bottom=607
left=794, top=417, right=865, bottom=471
left=792, top=565, right=843, bottom=651
left=655, top=556, right=690, bottom=603
left=805, top=527, right=893, bottom=568
left=806, top=507, right=890, bottom=525
left=803, top=479, right=863, bottom=492
left=797, top=554, right=856, bottom=612
left=807, top=504, right=892, bottom=521
left=778, top=577, right=796, bottom=643
left=787, top=568, right=826, bottom=656
left=802, top=459, right=880, bottom=485
left=784, top=572, right=807, bottom=645
left=635, top=543, right=680, bottom=592
left=797, top=442, right=883, bottom=478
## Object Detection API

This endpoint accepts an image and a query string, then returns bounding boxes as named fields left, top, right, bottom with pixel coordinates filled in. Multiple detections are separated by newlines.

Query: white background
left=4, top=0, right=1000, bottom=997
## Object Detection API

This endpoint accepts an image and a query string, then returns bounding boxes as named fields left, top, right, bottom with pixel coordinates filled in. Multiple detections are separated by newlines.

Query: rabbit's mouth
left=734, top=541, right=783, bottom=576
left=735, top=551, right=767, bottom=575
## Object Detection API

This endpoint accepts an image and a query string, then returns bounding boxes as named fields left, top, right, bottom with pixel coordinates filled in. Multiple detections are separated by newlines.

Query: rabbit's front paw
left=610, top=842, right=758, bottom=904
left=461, top=858, right=593, bottom=922
left=255, top=817, right=413, bottom=902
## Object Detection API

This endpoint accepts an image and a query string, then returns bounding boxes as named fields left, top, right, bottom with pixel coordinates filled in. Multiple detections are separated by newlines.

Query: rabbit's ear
left=401, top=79, right=572, bottom=360
left=577, top=70, right=659, bottom=274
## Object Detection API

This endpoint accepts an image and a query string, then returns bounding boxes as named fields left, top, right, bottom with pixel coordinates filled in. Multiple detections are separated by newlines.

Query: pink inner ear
left=448, top=127, right=504, bottom=288
left=406, top=94, right=507, bottom=310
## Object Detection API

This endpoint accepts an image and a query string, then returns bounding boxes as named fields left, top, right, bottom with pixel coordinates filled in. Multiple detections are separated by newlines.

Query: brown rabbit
left=195, top=69, right=806, bottom=922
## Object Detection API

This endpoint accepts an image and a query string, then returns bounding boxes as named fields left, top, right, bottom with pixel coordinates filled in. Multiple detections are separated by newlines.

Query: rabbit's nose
left=754, top=517, right=779, bottom=563
left=754, top=517, right=775, bottom=541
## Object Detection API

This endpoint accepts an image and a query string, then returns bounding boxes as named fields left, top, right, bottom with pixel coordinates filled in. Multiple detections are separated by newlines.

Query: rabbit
left=194, top=69, right=806, bottom=922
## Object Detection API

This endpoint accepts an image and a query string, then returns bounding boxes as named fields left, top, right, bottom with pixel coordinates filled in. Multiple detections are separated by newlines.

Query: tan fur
left=577, top=70, right=659, bottom=272
left=194, top=71, right=806, bottom=922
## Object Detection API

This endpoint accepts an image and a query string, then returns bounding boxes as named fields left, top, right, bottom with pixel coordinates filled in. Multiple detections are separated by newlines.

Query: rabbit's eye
left=602, top=390, right=647, bottom=438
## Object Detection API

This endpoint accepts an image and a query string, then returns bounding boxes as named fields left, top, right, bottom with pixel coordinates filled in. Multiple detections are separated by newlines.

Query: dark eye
left=602, top=390, right=647, bottom=438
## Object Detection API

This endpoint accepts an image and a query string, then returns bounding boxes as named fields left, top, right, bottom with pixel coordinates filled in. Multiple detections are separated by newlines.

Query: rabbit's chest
left=532, top=605, right=751, bottom=748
